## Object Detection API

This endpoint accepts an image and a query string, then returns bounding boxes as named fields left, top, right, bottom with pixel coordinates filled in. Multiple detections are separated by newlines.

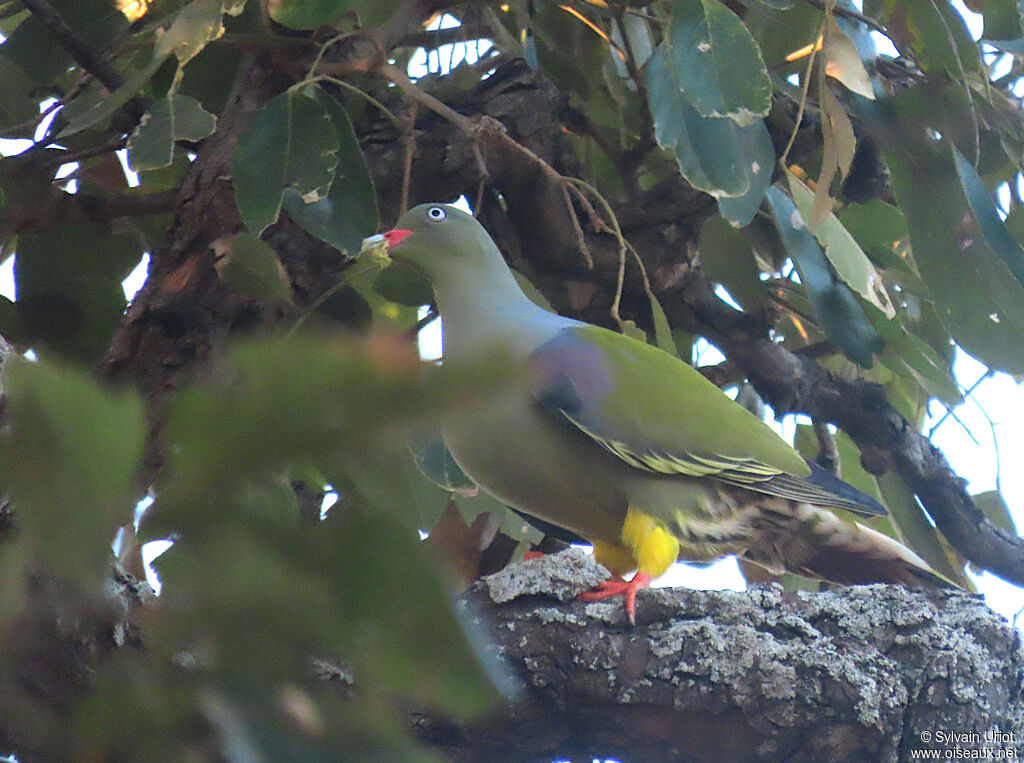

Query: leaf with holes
left=281, top=88, right=378, bottom=257
left=664, top=0, right=770, bottom=125
left=716, top=117, right=774, bottom=226
left=128, top=94, right=217, bottom=171
left=648, top=46, right=768, bottom=199
left=233, top=89, right=339, bottom=236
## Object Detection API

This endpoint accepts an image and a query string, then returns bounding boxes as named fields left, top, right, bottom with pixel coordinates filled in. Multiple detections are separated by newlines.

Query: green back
left=529, top=324, right=812, bottom=482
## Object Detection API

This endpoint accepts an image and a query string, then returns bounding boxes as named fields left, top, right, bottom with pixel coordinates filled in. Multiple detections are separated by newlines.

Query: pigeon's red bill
left=384, top=229, right=413, bottom=247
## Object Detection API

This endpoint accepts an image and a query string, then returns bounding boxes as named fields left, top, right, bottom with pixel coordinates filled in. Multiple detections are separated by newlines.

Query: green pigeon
left=365, top=203, right=946, bottom=622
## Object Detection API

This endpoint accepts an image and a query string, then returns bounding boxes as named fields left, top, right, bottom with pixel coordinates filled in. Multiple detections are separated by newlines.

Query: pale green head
left=378, top=203, right=504, bottom=283
left=368, top=203, right=544, bottom=346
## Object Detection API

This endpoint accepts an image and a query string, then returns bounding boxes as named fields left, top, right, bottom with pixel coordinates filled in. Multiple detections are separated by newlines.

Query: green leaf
left=47, top=0, right=129, bottom=47
left=269, top=0, right=353, bottom=29
left=647, top=46, right=768, bottom=199
left=715, top=117, right=774, bottom=226
left=177, top=38, right=246, bottom=115
left=0, top=0, right=126, bottom=136
left=58, top=0, right=226, bottom=137
left=212, top=232, right=292, bottom=301
left=155, top=334, right=514, bottom=510
left=0, top=358, right=144, bottom=586
left=233, top=89, right=339, bottom=236
left=530, top=5, right=625, bottom=132
left=372, top=264, right=433, bottom=307
left=281, top=88, right=379, bottom=257
left=743, top=0, right=821, bottom=72
left=749, top=0, right=794, bottom=9
left=333, top=448, right=452, bottom=531
left=0, top=14, right=73, bottom=90
left=317, top=510, right=505, bottom=716
left=647, top=288, right=678, bottom=358
left=665, top=0, right=771, bottom=125
left=127, top=94, right=217, bottom=171
left=767, top=185, right=883, bottom=367
left=951, top=146, right=1024, bottom=291
left=698, top=216, right=767, bottom=310
left=982, top=0, right=1024, bottom=43
left=158, top=335, right=420, bottom=504
left=0, top=56, right=45, bottom=137
left=147, top=505, right=501, bottom=720
left=787, top=171, right=896, bottom=317
left=1004, top=205, right=1024, bottom=247
left=15, top=222, right=142, bottom=363
left=838, top=199, right=909, bottom=263
left=885, top=141, right=1024, bottom=375
left=0, top=294, right=20, bottom=346
left=868, top=305, right=962, bottom=406
left=154, top=0, right=229, bottom=69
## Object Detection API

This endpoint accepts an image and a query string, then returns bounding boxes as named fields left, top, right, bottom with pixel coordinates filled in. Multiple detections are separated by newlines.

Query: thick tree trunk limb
left=423, top=550, right=1024, bottom=763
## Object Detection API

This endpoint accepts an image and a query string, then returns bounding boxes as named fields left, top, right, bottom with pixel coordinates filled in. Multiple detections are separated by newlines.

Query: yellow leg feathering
left=622, top=507, right=680, bottom=579
left=591, top=540, right=637, bottom=578
left=581, top=508, right=680, bottom=623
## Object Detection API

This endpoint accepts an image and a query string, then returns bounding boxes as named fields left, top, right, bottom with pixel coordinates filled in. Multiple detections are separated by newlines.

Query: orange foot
left=522, top=550, right=546, bottom=561
left=579, top=572, right=652, bottom=624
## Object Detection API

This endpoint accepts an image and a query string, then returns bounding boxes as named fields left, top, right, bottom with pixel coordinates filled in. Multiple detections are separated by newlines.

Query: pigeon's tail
left=742, top=501, right=957, bottom=589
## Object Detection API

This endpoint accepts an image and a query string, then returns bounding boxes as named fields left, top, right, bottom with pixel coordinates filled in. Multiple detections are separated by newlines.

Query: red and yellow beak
left=360, top=228, right=414, bottom=267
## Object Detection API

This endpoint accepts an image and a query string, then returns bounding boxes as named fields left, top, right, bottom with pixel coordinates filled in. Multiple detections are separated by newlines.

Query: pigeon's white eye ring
left=427, top=206, right=447, bottom=222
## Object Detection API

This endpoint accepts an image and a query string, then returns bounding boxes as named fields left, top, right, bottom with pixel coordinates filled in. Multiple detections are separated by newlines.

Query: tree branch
left=419, top=551, right=1024, bottom=762
left=2, top=188, right=178, bottom=235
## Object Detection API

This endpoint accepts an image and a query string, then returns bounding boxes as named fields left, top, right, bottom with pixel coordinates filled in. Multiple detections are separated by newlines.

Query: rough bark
left=419, top=550, right=1024, bottom=763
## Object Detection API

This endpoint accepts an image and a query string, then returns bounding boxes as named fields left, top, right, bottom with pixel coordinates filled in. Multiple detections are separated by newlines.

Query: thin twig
left=41, top=137, right=129, bottom=166
left=406, top=308, right=439, bottom=341
left=780, top=19, right=824, bottom=170
left=563, top=184, right=595, bottom=269
left=400, top=101, right=418, bottom=217
left=380, top=64, right=598, bottom=272
left=379, top=63, right=475, bottom=133
left=797, top=0, right=888, bottom=36
left=928, top=367, right=994, bottom=439
left=299, top=75, right=400, bottom=126
left=2, top=98, right=63, bottom=140
left=287, top=264, right=378, bottom=338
